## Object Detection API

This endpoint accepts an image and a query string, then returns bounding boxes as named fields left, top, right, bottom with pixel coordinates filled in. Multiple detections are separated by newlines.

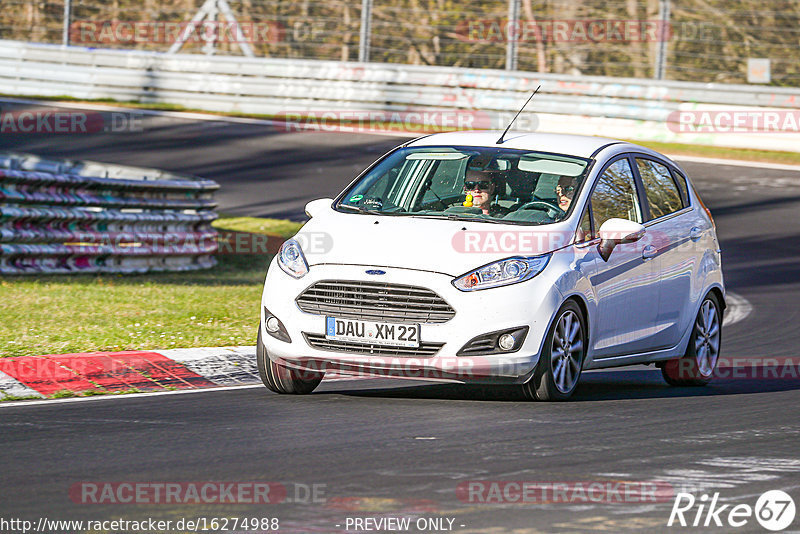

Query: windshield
left=335, top=146, right=591, bottom=225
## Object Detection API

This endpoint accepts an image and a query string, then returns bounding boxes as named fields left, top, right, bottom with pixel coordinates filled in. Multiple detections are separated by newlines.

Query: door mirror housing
left=597, top=218, right=646, bottom=261
left=305, top=198, right=334, bottom=219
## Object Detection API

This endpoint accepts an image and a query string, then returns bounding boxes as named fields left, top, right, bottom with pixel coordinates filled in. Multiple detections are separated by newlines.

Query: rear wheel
left=522, top=300, right=586, bottom=401
left=662, top=292, right=722, bottom=386
left=257, top=330, right=323, bottom=394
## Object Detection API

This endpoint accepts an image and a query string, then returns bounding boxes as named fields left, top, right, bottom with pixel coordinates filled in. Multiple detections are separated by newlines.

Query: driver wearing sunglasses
left=555, top=176, right=577, bottom=211
left=463, top=169, right=508, bottom=216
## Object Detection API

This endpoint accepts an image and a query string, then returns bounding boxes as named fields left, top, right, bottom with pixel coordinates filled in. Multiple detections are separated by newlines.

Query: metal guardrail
left=1, top=39, right=800, bottom=150
left=3, top=40, right=799, bottom=113
left=0, top=152, right=219, bottom=274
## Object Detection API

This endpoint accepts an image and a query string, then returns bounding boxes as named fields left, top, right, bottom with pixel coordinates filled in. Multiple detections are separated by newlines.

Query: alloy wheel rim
left=551, top=310, right=583, bottom=393
left=694, top=299, right=720, bottom=377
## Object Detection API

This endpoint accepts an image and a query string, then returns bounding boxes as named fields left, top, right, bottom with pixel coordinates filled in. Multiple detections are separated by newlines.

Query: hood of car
left=297, top=208, right=574, bottom=277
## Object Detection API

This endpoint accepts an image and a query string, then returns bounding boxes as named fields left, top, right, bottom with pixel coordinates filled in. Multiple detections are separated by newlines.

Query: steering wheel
left=518, top=200, right=565, bottom=218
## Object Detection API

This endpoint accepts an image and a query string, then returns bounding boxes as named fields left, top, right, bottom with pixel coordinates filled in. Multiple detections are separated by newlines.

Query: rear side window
left=636, top=158, right=685, bottom=220
left=576, top=207, right=593, bottom=242
left=591, top=157, right=643, bottom=230
left=671, top=168, right=690, bottom=205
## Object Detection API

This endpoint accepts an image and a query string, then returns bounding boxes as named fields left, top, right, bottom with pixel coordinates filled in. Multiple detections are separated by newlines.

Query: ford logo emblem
left=365, top=269, right=386, bottom=275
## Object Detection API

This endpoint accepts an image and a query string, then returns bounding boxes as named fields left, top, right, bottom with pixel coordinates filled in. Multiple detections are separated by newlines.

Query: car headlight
left=277, top=238, right=309, bottom=278
left=452, top=255, right=550, bottom=291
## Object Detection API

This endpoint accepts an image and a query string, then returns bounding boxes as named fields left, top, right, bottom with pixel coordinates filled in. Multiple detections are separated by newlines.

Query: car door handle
left=642, top=245, right=657, bottom=261
left=689, top=227, right=703, bottom=241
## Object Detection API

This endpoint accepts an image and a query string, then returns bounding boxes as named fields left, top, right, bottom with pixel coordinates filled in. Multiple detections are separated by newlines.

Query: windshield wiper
left=410, top=213, right=462, bottom=221
left=339, top=205, right=515, bottom=224
left=337, top=204, right=381, bottom=215
left=337, top=204, right=409, bottom=216
left=409, top=213, right=516, bottom=225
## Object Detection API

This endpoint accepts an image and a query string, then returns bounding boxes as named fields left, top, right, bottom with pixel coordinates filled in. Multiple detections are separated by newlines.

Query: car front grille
left=296, top=280, right=455, bottom=324
left=304, top=333, right=444, bottom=357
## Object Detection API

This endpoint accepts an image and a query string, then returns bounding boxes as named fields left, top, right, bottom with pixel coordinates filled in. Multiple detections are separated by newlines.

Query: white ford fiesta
left=258, top=131, right=724, bottom=400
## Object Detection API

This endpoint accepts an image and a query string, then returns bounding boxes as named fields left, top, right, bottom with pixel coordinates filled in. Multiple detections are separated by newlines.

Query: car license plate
left=325, top=317, right=420, bottom=348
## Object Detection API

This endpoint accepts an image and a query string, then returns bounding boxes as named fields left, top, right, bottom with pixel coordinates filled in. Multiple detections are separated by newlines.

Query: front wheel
left=257, top=330, right=323, bottom=394
left=662, top=292, right=722, bottom=386
left=522, top=301, right=586, bottom=401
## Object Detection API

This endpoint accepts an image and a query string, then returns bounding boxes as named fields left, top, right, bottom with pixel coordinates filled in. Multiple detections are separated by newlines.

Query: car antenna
left=496, top=85, right=541, bottom=145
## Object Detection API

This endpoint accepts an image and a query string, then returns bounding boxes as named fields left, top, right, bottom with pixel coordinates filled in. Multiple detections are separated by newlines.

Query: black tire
left=661, top=292, right=722, bottom=387
left=257, top=330, right=323, bottom=394
left=522, top=300, right=586, bottom=401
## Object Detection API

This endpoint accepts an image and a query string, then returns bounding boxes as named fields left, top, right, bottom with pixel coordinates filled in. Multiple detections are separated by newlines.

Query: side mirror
left=597, top=218, right=646, bottom=262
left=305, top=198, right=334, bottom=219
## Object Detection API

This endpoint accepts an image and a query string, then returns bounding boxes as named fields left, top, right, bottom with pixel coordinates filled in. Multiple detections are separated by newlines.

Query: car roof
left=406, top=131, right=631, bottom=159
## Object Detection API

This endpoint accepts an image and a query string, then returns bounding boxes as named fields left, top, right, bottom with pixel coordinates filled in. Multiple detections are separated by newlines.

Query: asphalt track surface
left=2, top=104, right=800, bottom=533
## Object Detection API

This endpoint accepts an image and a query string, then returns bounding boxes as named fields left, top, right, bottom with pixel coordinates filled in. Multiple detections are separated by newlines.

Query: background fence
left=1, top=0, right=799, bottom=86
left=0, top=151, right=219, bottom=274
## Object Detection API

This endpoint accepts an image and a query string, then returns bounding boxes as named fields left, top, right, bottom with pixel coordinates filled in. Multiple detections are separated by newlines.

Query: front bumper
left=260, top=259, right=563, bottom=384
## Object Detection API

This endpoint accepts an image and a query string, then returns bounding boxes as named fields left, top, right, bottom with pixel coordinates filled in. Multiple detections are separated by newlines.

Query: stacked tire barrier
left=0, top=152, right=219, bottom=274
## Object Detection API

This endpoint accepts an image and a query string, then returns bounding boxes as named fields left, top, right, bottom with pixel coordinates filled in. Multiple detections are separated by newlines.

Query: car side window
left=636, top=158, right=685, bottom=220
left=670, top=168, right=690, bottom=206
left=591, top=157, right=642, bottom=231
left=576, top=206, right=593, bottom=242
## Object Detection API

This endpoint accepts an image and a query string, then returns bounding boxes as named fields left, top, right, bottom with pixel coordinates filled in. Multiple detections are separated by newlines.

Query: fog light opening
left=266, top=316, right=280, bottom=333
left=498, top=333, right=516, bottom=351
left=263, top=306, right=292, bottom=343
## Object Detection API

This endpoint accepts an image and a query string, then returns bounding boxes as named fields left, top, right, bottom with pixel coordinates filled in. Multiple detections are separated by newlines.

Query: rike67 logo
left=668, top=490, right=796, bottom=531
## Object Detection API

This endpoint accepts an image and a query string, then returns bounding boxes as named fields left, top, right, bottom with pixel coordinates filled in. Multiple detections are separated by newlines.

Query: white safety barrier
left=1, top=39, right=800, bottom=150
left=0, top=152, right=219, bottom=274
